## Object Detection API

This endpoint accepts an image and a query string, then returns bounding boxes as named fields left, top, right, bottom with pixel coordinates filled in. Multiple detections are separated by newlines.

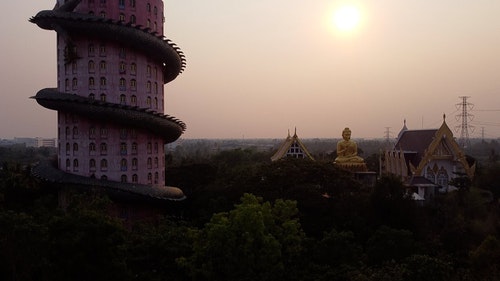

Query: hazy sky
left=2, top=1, right=500, bottom=139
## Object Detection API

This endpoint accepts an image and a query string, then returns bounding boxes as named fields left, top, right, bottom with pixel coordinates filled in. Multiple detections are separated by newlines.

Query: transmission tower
left=455, top=96, right=475, bottom=148
left=383, top=127, right=393, bottom=149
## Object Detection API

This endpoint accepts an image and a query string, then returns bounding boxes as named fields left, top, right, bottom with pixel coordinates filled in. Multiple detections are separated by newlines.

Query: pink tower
left=30, top=0, right=186, bottom=200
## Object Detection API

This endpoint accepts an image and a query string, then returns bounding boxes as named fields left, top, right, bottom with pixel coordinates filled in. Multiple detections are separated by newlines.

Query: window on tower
left=120, top=142, right=127, bottom=155
left=130, top=63, right=137, bottom=75
left=88, top=60, right=95, bottom=73
left=99, top=44, right=106, bottom=56
left=89, top=159, right=96, bottom=171
left=89, top=142, right=96, bottom=154
left=100, top=77, right=106, bottom=89
left=89, top=77, right=95, bottom=89
left=99, top=61, right=106, bottom=73
left=100, top=143, right=107, bottom=155
left=119, top=62, right=126, bottom=73
left=132, top=158, right=138, bottom=170
left=100, top=159, right=108, bottom=171
left=88, top=43, right=95, bottom=56
left=120, top=159, right=127, bottom=171
left=73, top=159, right=79, bottom=171
left=119, top=78, right=126, bottom=91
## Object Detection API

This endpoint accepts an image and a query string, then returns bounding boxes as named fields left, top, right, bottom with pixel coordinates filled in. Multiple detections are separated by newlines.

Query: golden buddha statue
left=335, top=127, right=365, bottom=163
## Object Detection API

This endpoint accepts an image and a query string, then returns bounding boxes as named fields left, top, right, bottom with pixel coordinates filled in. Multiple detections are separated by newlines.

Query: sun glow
left=333, top=5, right=361, bottom=33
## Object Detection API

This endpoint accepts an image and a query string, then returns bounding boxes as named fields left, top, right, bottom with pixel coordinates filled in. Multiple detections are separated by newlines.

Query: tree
left=180, top=193, right=304, bottom=281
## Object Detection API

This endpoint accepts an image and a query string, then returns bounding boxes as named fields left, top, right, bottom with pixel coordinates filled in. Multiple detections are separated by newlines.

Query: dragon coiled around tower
left=30, top=0, right=187, bottom=200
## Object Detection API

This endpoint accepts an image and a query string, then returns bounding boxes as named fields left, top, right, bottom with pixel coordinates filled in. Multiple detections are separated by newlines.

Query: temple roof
left=271, top=129, right=314, bottom=161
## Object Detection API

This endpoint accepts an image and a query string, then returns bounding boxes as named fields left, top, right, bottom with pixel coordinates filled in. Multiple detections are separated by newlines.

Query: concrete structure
left=381, top=115, right=476, bottom=200
left=30, top=0, right=186, bottom=200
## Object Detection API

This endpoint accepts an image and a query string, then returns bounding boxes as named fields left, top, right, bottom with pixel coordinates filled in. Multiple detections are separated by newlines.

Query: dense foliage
left=0, top=144, right=500, bottom=280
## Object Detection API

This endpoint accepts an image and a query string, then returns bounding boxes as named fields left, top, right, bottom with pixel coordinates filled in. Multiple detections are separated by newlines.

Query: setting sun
left=333, top=5, right=361, bottom=32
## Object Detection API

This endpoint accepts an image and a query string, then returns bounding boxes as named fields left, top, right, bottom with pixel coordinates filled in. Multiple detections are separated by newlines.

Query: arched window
left=89, top=127, right=96, bottom=138
left=121, top=174, right=127, bottom=183
left=130, top=95, right=137, bottom=106
left=100, top=77, right=106, bottom=89
left=130, top=63, right=137, bottom=75
left=100, top=11, right=106, bottom=18
left=147, top=157, right=152, bottom=169
left=147, top=19, right=151, bottom=28
left=66, top=159, right=71, bottom=170
left=72, top=78, right=78, bottom=90
left=65, top=126, right=70, bottom=138
left=130, top=79, right=136, bottom=90
left=89, top=93, right=95, bottom=100
left=131, top=142, right=138, bottom=154
left=147, top=3, right=151, bottom=12
left=73, top=143, right=79, bottom=153
left=65, top=78, right=70, bottom=91
left=73, top=126, right=78, bottom=138
left=154, top=172, right=159, bottom=184
left=119, top=61, right=126, bottom=73
left=154, top=82, right=158, bottom=94
left=147, top=142, right=152, bottom=154
left=119, top=13, right=125, bottom=21
left=154, top=142, right=158, bottom=153
left=99, top=60, right=106, bottom=72
left=89, top=77, right=95, bottom=89
left=89, top=142, right=96, bottom=154
left=89, top=159, right=96, bottom=170
left=88, top=60, right=95, bottom=73
left=120, top=142, right=127, bottom=155
left=120, top=159, right=127, bottom=171
left=154, top=97, right=158, bottom=109
left=100, top=143, right=107, bottom=155
left=99, top=44, right=106, bottom=56
left=66, top=142, right=70, bottom=155
left=100, top=159, right=108, bottom=171
left=100, top=127, right=108, bottom=138
left=147, top=173, right=152, bottom=184
left=154, top=157, right=158, bottom=168
left=100, top=93, right=106, bottom=102
left=146, top=96, right=151, bottom=107
left=73, top=159, right=79, bottom=171
left=119, top=78, right=126, bottom=91
left=132, top=174, right=138, bottom=183
left=101, top=175, right=107, bottom=180
left=132, top=158, right=138, bottom=170
left=130, top=15, right=136, bottom=24
left=88, top=44, right=95, bottom=56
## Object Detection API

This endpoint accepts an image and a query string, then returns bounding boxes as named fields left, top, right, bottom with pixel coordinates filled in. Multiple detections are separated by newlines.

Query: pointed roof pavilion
left=271, top=128, right=314, bottom=162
